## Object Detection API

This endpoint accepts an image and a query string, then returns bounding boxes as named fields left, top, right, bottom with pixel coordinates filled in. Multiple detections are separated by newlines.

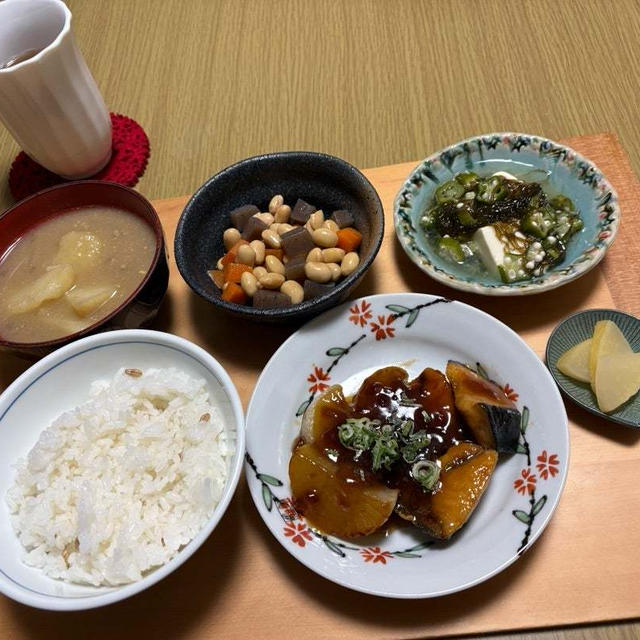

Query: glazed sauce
left=294, top=386, right=382, bottom=511
left=289, top=367, right=471, bottom=536
left=352, top=366, right=467, bottom=459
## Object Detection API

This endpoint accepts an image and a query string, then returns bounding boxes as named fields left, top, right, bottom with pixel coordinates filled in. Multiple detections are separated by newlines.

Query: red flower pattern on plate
left=283, top=522, right=313, bottom=547
left=307, top=366, right=330, bottom=393
left=536, top=450, right=559, bottom=480
left=360, top=546, right=393, bottom=564
left=279, top=498, right=299, bottom=520
left=370, top=315, right=396, bottom=341
left=514, top=468, right=537, bottom=495
left=349, top=300, right=372, bottom=327
left=502, top=383, right=519, bottom=402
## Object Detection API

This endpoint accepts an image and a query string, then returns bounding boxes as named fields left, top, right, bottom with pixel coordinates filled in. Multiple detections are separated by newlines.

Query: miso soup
left=0, top=207, right=156, bottom=343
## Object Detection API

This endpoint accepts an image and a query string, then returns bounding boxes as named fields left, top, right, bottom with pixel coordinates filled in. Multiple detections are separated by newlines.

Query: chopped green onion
left=371, top=435, right=400, bottom=471
left=411, top=460, right=440, bottom=491
left=337, top=415, right=432, bottom=472
left=326, top=448, right=339, bottom=462
left=400, top=429, right=431, bottom=463
left=409, top=430, right=430, bottom=448
left=337, top=418, right=377, bottom=458
left=399, top=420, right=414, bottom=439
left=398, top=391, right=418, bottom=408
left=339, top=423, right=354, bottom=442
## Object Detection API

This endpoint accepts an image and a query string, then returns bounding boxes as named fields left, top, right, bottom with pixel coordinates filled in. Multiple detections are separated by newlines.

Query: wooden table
left=2, top=0, right=640, bottom=212
left=0, top=2, right=639, bottom=639
left=1, top=134, right=640, bottom=640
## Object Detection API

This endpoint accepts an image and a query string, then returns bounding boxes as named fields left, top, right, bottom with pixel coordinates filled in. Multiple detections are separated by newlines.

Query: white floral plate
left=245, top=293, right=569, bottom=598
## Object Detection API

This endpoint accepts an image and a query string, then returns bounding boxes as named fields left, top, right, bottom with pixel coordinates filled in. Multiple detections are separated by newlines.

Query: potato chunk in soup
left=6, top=264, right=75, bottom=315
left=54, top=231, right=104, bottom=271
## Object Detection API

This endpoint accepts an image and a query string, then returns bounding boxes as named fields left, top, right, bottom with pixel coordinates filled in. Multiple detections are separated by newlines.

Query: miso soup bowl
left=0, top=181, right=169, bottom=359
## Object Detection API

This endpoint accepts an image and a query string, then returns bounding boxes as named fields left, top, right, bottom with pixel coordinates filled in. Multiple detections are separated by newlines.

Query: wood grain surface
left=1, top=134, right=639, bottom=640
left=2, top=0, right=640, bottom=214
left=1, top=1, right=639, bottom=638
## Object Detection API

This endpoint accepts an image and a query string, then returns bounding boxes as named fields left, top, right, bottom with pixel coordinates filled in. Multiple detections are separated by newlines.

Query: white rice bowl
left=7, top=367, right=233, bottom=586
left=0, top=330, right=245, bottom=611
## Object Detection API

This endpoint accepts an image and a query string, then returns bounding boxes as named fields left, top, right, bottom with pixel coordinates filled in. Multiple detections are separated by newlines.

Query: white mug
left=0, top=0, right=112, bottom=179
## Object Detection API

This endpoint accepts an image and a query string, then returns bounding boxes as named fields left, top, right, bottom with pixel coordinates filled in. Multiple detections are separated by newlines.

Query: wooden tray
left=1, top=133, right=639, bottom=639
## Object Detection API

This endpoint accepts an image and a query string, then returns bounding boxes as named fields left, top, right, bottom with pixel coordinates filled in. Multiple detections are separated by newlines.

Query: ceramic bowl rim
left=0, top=329, right=245, bottom=610
left=393, top=132, right=620, bottom=296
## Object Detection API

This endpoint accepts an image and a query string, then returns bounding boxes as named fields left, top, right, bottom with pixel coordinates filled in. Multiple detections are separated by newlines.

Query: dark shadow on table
left=186, top=290, right=298, bottom=371
left=183, top=262, right=383, bottom=375
left=153, top=289, right=175, bottom=333
left=0, top=353, right=31, bottom=389
left=565, top=400, right=640, bottom=446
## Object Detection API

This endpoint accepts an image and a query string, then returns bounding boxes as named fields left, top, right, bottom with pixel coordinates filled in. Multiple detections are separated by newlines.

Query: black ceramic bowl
left=175, top=152, right=384, bottom=322
left=0, top=181, right=169, bottom=359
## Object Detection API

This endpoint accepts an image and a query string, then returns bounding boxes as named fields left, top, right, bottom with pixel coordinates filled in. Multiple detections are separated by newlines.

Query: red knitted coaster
left=8, top=113, right=150, bottom=202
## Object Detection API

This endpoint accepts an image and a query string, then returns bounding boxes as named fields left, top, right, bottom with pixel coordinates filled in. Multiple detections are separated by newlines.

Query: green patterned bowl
left=394, top=133, right=619, bottom=296
left=546, top=309, right=640, bottom=427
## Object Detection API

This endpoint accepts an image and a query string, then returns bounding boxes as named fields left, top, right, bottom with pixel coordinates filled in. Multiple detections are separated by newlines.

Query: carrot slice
left=221, top=240, right=249, bottom=266
left=208, top=269, right=225, bottom=289
left=221, top=281, right=248, bottom=304
left=336, top=227, right=362, bottom=252
left=223, top=262, right=252, bottom=283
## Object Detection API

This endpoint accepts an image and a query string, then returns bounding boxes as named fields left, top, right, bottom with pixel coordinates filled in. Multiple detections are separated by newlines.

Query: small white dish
left=0, top=329, right=244, bottom=611
left=245, top=293, right=569, bottom=598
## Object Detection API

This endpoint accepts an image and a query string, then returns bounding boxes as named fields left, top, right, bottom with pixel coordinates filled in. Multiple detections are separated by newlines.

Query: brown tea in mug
left=0, top=48, right=41, bottom=70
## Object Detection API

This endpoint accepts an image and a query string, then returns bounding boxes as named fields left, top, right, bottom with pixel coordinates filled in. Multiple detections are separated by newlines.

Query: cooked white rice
left=6, top=367, right=233, bottom=586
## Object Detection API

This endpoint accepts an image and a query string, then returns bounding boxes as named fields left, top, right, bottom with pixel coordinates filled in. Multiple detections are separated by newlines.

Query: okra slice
left=437, top=237, right=465, bottom=262
left=521, top=208, right=556, bottom=239
left=435, top=180, right=465, bottom=204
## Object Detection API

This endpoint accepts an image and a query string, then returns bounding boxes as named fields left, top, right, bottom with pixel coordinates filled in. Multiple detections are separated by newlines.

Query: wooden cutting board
left=1, top=133, right=639, bottom=639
